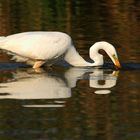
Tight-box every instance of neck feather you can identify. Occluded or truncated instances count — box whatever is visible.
[64,45,96,67]
[89,43,104,66]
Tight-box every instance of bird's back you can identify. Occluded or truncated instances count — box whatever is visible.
[2,32,72,60]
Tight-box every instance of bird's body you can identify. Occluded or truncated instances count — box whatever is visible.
[0,31,121,68]
[1,32,71,60]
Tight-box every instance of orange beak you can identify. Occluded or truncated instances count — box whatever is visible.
[112,55,121,69]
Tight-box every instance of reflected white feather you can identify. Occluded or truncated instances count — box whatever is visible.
[0,68,118,99]
[0,71,71,99]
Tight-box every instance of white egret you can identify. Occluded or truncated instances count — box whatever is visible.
[0,31,121,68]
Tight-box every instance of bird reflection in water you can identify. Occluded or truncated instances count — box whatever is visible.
[0,67,119,107]
[90,69,119,94]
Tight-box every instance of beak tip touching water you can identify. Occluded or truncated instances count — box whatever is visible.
[112,55,121,69]
[115,59,121,69]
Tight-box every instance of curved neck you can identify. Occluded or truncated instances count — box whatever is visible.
[89,43,104,66]
[64,45,96,67]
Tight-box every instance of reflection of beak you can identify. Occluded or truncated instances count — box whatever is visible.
[112,71,119,77]
[112,55,121,68]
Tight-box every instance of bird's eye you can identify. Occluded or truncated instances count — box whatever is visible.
[112,54,116,58]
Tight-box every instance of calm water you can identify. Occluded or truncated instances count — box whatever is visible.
[0,0,140,140]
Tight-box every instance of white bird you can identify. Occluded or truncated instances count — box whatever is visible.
[0,31,121,69]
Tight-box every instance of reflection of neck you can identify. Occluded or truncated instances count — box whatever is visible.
[65,68,88,87]
[89,70,118,94]
[65,68,118,92]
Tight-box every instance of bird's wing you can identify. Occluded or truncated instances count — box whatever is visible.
[3,32,71,60]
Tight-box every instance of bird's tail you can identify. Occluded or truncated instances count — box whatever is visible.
[0,36,6,40]
[0,36,6,48]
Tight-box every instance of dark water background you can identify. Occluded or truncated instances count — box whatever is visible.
[0,0,140,140]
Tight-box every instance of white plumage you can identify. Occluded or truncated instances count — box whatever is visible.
[0,31,121,68]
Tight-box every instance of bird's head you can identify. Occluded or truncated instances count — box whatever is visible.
[90,41,121,68]
[109,53,121,69]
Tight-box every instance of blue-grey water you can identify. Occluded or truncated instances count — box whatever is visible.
[0,1,140,140]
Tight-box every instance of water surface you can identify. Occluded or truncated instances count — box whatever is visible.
[0,0,140,140]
